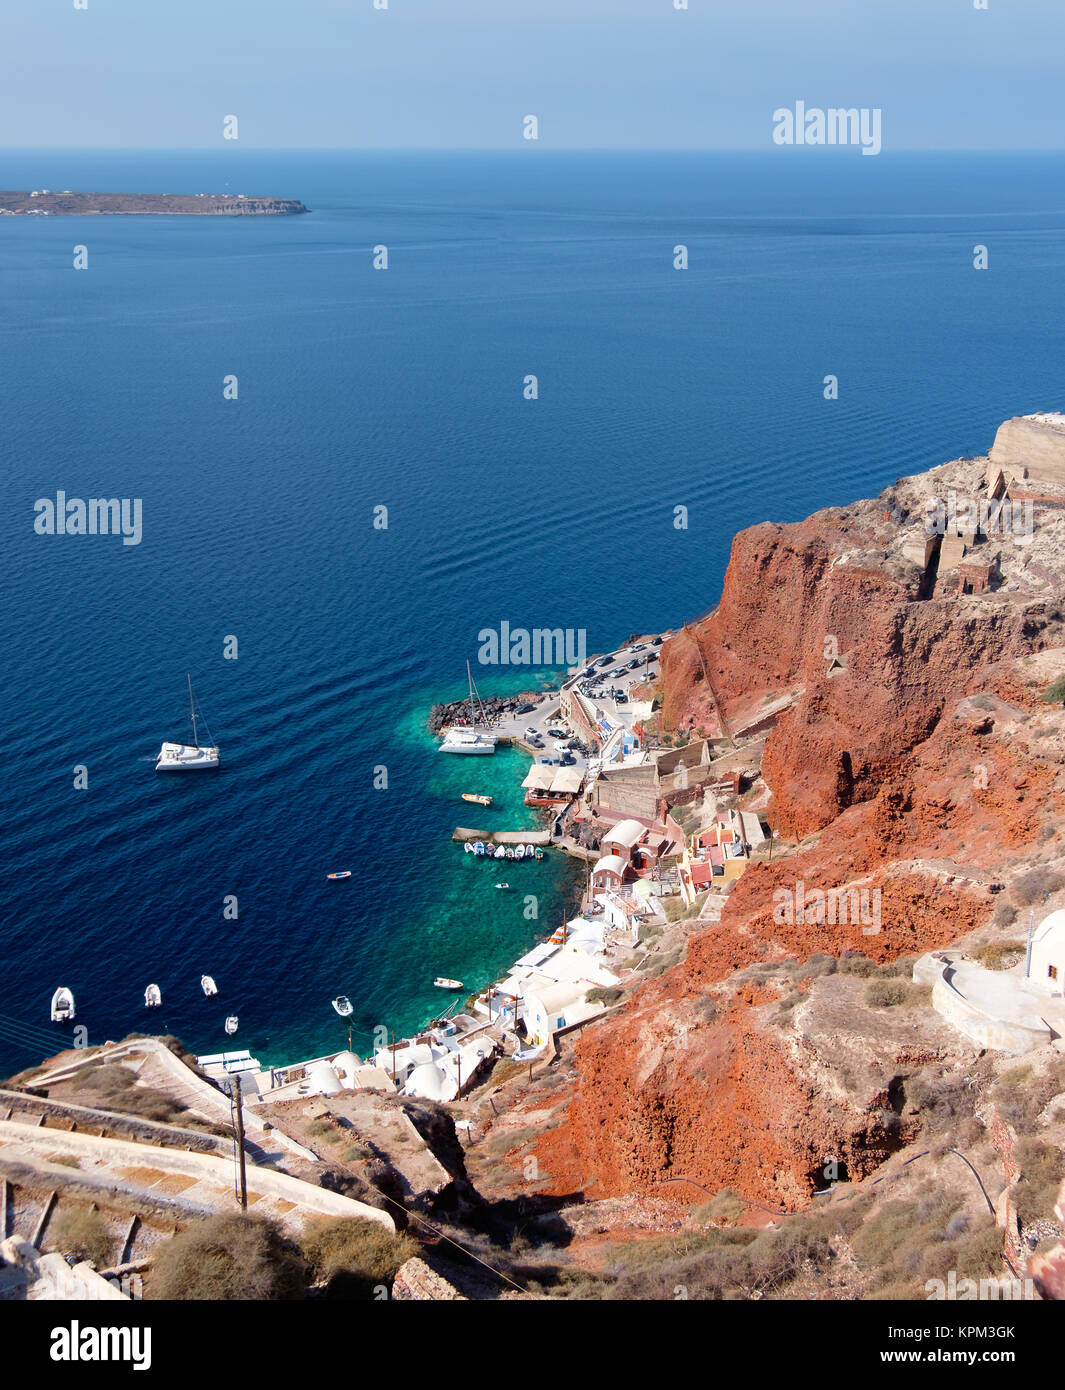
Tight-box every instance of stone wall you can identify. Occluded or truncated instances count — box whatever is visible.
[391,1256,467,1300]
[989,415,1065,485]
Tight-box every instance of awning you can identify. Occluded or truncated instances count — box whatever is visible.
[522,765,556,790]
[550,766,585,794]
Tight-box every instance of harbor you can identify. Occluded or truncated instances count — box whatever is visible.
[196,626,769,1115]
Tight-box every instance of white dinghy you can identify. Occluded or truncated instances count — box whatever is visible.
[50,987,75,1023]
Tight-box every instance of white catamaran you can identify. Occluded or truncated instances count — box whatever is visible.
[156,673,220,771]
[438,661,497,756]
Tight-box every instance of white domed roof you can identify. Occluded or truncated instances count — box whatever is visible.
[305,1059,343,1095]
[402,1061,457,1102]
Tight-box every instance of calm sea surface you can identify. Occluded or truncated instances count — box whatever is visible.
[3,149,1065,1073]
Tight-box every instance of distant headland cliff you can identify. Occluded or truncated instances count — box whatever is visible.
[0,190,309,216]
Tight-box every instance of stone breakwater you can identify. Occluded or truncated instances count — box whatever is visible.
[428,691,546,734]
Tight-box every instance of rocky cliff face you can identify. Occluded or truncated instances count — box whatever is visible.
[534,442,1065,1210]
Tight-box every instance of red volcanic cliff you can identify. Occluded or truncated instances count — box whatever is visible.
[531,448,1065,1211]
[661,496,1057,836]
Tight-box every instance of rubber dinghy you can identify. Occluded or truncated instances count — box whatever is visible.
[50,987,75,1023]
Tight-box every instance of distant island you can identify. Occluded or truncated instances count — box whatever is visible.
[0,190,309,216]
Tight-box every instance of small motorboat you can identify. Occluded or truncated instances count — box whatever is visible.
[332,995,353,1017]
[50,987,75,1023]
[144,983,162,1009]
[201,974,218,997]
[494,845,506,860]
[464,842,475,854]
[514,844,526,860]
[434,977,463,990]
[327,870,352,881]
[504,847,514,860]
[535,849,544,861]
[495,882,511,890]
[225,1016,239,1035]
[474,841,486,856]
[462,793,493,806]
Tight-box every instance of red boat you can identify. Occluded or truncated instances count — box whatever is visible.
[327,871,352,881]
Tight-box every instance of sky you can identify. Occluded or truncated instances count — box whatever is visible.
[1,0,1063,150]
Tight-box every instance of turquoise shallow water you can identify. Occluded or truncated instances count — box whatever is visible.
[4,148,1065,1073]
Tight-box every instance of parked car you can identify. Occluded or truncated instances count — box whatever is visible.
[515,702,537,715]
[547,727,567,739]
[524,727,539,738]
[627,658,642,669]
[615,693,628,704]
[596,655,614,668]
[651,636,663,646]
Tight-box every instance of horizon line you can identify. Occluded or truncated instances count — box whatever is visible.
[4,145,1065,155]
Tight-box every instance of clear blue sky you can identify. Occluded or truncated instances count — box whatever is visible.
[2,0,1062,149]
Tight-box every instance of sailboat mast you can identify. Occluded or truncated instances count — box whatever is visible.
[187,672,199,749]
[466,659,482,729]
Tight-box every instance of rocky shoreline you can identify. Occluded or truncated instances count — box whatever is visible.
[428,690,547,734]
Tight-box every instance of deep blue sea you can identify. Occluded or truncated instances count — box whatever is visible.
[4,148,1065,1075]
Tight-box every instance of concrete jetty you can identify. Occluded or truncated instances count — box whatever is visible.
[452,826,552,844]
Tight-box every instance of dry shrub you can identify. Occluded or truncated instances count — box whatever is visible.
[866,980,910,1008]
[993,1058,1065,1131]
[50,1208,112,1266]
[1011,867,1065,907]
[970,940,1024,971]
[704,1188,745,1224]
[992,898,1015,928]
[585,986,624,1007]
[300,1217,419,1298]
[1014,1138,1065,1226]
[839,954,877,977]
[148,1214,307,1301]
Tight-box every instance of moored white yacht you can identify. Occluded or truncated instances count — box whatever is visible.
[156,674,220,771]
[438,661,497,755]
[144,983,162,1008]
[439,728,497,755]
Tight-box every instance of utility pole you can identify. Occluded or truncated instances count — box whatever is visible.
[232,1074,247,1211]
